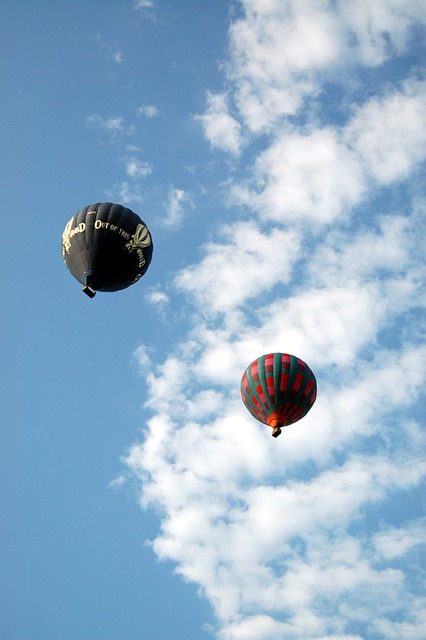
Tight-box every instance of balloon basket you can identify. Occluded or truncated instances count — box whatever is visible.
[267,415,283,438]
[82,285,96,298]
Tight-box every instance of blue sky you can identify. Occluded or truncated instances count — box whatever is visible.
[1,1,425,639]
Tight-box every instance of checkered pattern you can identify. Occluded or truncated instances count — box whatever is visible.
[240,353,317,427]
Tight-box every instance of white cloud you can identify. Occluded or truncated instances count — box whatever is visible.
[145,288,169,308]
[232,128,365,224]
[125,156,153,179]
[231,80,426,227]
[218,0,426,133]
[373,520,426,560]
[144,288,170,322]
[86,113,135,136]
[125,414,426,634]
[126,220,426,630]
[162,186,194,227]
[175,222,300,313]
[196,92,242,156]
[339,0,426,66]
[345,79,426,184]
[307,215,416,285]
[105,181,143,204]
[137,104,160,118]
[125,341,426,637]
[227,0,342,132]
[372,603,426,640]
[132,344,153,376]
[134,0,154,8]
[126,143,142,152]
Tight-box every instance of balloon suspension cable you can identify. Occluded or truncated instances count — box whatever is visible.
[82,284,96,298]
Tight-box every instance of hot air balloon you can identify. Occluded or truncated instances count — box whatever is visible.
[241,353,317,438]
[62,202,153,298]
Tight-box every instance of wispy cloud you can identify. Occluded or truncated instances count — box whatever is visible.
[195,92,242,156]
[133,0,156,19]
[126,143,142,152]
[373,520,426,560]
[134,0,154,8]
[124,156,153,179]
[96,34,123,64]
[86,114,135,136]
[105,181,143,204]
[144,288,171,322]
[162,186,194,227]
[137,104,160,118]
[132,343,154,376]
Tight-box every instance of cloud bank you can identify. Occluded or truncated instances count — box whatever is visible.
[123,2,426,638]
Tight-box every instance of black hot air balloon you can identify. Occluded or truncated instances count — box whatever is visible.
[62,202,153,297]
[241,353,317,438]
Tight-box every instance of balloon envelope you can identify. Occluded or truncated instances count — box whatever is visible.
[62,202,153,297]
[241,353,317,437]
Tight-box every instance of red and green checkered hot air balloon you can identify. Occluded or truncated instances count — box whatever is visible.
[240,353,317,438]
